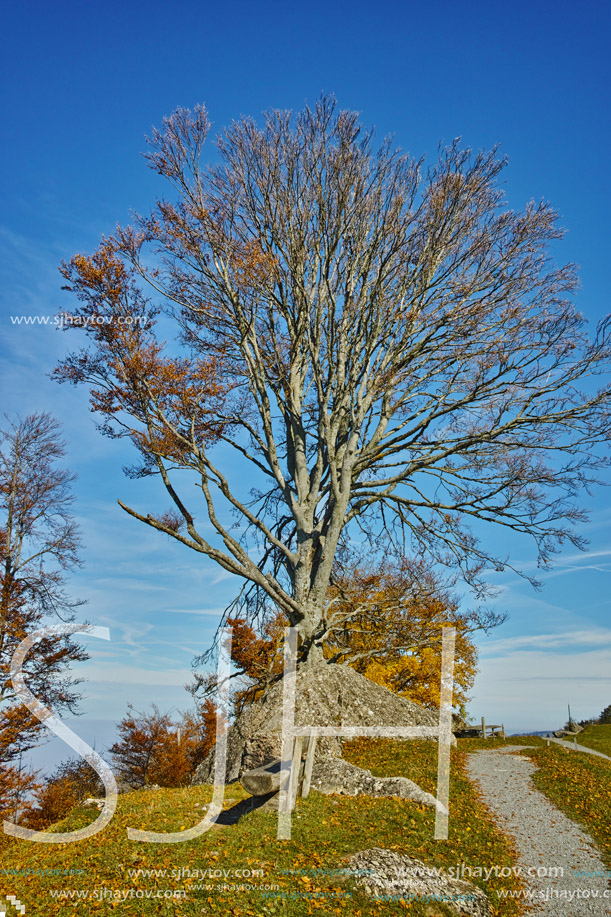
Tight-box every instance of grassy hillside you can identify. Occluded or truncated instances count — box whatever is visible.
[573,724,611,757]
[1,739,527,917]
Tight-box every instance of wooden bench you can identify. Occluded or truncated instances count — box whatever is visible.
[455,718,506,739]
[240,735,318,809]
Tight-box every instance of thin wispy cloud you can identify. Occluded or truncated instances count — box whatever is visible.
[82,663,193,687]
[479,628,611,655]
[164,607,228,617]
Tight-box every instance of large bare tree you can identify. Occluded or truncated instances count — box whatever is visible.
[55,97,611,665]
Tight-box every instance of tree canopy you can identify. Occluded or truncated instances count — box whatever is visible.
[108,703,216,789]
[214,554,483,717]
[0,413,87,817]
[55,96,611,663]
[599,704,611,725]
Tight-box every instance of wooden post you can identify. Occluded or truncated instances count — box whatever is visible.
[481,717,486,739]
[501,724,506,740]
[289,736,303,807]
[301,735,317,799]
[546,739,550,746]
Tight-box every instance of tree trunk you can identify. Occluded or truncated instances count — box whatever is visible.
[300,641,326,667]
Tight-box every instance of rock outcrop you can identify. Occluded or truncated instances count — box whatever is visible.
[310,757,441,807]
[192,661,440,786]
[349,848,492,916]
[553,723,584,738]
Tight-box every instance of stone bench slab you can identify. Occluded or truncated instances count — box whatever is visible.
[241,758,289,796]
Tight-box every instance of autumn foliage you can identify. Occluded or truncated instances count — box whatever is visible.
[324,557,480,711]
[221,554,489,716]
[23,757,103,830]
[0,414,87,820]
[56,243,229,479]
[225,614,286,709]
[109,702,217,789]
[21,702,218,829]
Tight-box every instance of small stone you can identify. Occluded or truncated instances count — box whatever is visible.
[349,848,491,916]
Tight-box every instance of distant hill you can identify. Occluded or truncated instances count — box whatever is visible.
[510,730,554,737]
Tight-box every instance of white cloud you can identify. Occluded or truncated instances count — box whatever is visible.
[468,646,611,733]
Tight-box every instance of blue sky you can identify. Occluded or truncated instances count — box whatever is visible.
[1,0,610,771]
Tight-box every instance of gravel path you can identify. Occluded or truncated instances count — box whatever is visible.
[547,736,611,761]
[465,745,611,915]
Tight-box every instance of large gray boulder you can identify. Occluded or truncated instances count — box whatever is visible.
[192,661,439,786]
[553,723,584,738]
[310,757,441,807]
[349,848,492,916]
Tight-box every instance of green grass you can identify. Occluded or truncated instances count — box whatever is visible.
[0,740,525,917]
[571,724,611,757]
